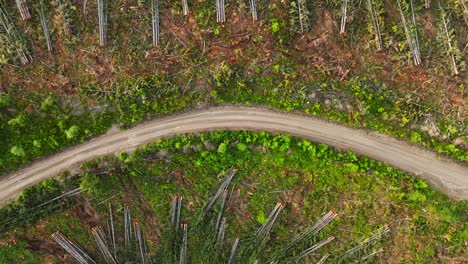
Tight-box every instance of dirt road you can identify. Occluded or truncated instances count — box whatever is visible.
[1,107,467,202]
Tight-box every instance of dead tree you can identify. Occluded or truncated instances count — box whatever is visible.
[171,195,182,232]
[52,232,97,264]
[134,223,148,264]
[227,237,240,264]
[290,0,311,33]
[39,2,53,51]
[97,0,107,46]
[425,0,430,8]
[366,0,383,50]
[216,0,225,23]
[83,0,88,14]
[152,0,160,46]
[343,225,390,259]
[317,253,330,264]
[295,237,335,260]
[179,224,188,264]
[182,0,188,16]
[396,0,421,65]
[360,248,384,262]
[409,0,421,64]
[15,0,31,20]
[297,0,304,32]
[0,3,32,64]
[460,0,468,26]
[123,206,132,248]
[107,204,116,259]
[92,226,117,264]
[57,0,72,36]
[437,0,460,75]
[250,0,257,21]
[340,0,348,34]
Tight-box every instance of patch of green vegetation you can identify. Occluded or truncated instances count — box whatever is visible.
[120,131,468,259]
[0,0,465,260]
[1,131,466,262]
[98,132,467,261]
[0,74,199,175]
[211,63,467,161]
[0,174,79,232]
[0,240,39,263]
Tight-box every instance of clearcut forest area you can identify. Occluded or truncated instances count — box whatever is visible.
[1,132,467,263]
[0,0,467,263]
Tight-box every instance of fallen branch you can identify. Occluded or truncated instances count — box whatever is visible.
[340,0,348,34]
[97,0,107,46]
[39,2,53,52]
[15,0,31,20]
[216,0,225,23]
[250,0,257,21]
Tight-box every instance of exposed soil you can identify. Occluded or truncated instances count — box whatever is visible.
[293,9,352,74]
[1,2,466,118]
[75,198,102,227]
[26,238,62,257]
[282,179,313,225]
[171,169,198,202]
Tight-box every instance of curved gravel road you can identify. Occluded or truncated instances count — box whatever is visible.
[1,107,467,203]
